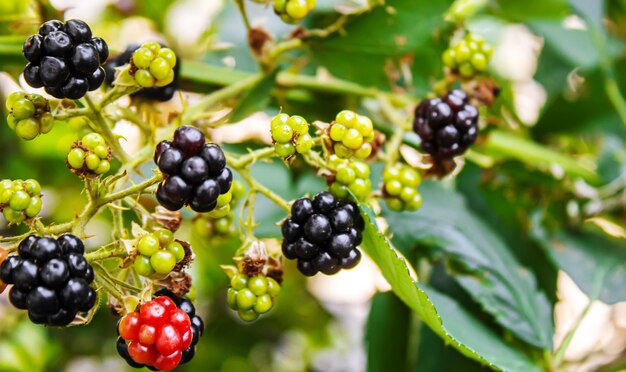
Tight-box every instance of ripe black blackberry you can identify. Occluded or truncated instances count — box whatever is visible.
[281,192,364,276]
[413,89,479,159]
[104,44,180,102]
[116,288,204,368]
[0,234,96,326]
[154,126,232,213]
[22,19,108,99]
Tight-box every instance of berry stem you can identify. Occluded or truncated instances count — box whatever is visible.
[93,262,142,293]
[234,0,252,32]
[82,95,131,163]
[0,221,73,245]
[93,265,125,302]
[97,173,163,206]
[181,73,264,125]
[238,169,291,212]
[53,107,91,120]
[85,243,128,263]
[229,147,276,169]
[378,94,410,167]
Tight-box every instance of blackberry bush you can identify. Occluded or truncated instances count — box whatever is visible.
[5,91,53,140]
[413,89,479,159]
[0,234,96,326]
[0,179,43,224]
[281,192,364,276]
[154,126,233,213]
[22,19,108,99]
[66,132,112,176]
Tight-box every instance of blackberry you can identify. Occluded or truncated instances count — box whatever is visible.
[328,110,375,160]
[326,155,371,201]
[382,164,422,211]
[270,113,313,159]
[273,0,316,24]
[226,273,281,321]
[104,43,180,101]
[413,89,479,159]
[442,33,493,79]
[154,126,233,213]
[5,91,54,140]
[66,132,112,177]
[132,229,187,277]
[0,178,43,224]
[22,19,109,99]
[281,192,364,276]
[0,234,96,326]
[117,289,203,369]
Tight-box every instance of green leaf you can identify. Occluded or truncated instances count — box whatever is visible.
[180,60,253,87]
[229,70,277,122]
[490,0,569,20]
[384,182,554,350]
[366,292,411,372]
[309,0,449,91]
[357,204,541,371]
[530,220,626,303]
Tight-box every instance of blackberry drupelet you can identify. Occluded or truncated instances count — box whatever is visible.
[413,89,479,159]
[22,19,108,99]
[0,234,96,326]
[281,192,364,276]
[154,126,233,213]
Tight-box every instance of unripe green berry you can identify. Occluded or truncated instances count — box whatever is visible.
[271,124,293,143]
[336,166,356,184]
[334,143,353,159]
[135,69,155,88]
[406,193,422,210]
[455,44,471,63]
[11,98,35,120]
[400,187,416,203]
[94,160,110,175]
[288,115,308,135]
[226,288,238,309]
[236,288,257,310]
[336,110,357,126]
[82,133,104,150]
[208,204,230,219]
[154,229,174,246]
[149,57,171,81]
[93,145,109,159]
[330,124,346,142]
[39,113,54,134]
[386,198,404,211]
[133,48,154,69]
[134,256,154,276]
[295,133,313,153]
[286,0,308,19]
[23,179,41,196]
[214,217,231,234]
[6,92,25,110]
[470,53,488,71]
[330,182,349,198]
[248,276,268,296]
[9,190,30,211]
[238,308,259,321]
[267,277,280,297]
[342,129,363,150]
[15,118,39,140]
[143,41,160,54]
[155,70,174,87]
[158,48,177,68]
[138,234,160,256]
[386,180,402,196]
[3,208,24,224]
[67,148,86,169]
[354,143,372,159]
[167,242,185,262]
[216,192,232,208]
[85,153,101,170]
[7,114,16,130]
[150,250,177,274]
[275,143,295,158]
[232,181,246,200]
[459,63,474,77]
[352,162,370,178]
[231,274,248,290]
[254,294,273,314]
[25,197,42,218]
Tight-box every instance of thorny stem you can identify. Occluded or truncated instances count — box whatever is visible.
[83,95,131,163]
[378,94,410,166]
[234,0,251,31]
[229,147,276,169]
[238,169,291,212]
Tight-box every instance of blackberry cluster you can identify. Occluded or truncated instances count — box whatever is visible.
[328,110,375,160]
[442,33,493,79]
[413,89,479,159]
[273,0,316,24]
[327,155,371,200]
[133,229,186,277]
[5,92,54,140]
[128,42,177,89]
[227,273,281,321]
[0,179,43,224]
[382,164,422,211]
[0,234,96,326]
[154,126,233,213]
[270,113,313,158]
[281,192,364,276]
[66,132,111,177]
[193,180,246,238]
[105,44,180,101]
[22,19,109,99]
[116,289,203,370]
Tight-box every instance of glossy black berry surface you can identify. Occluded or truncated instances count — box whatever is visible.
[154,126,232,213]
[22,19,109,99]
[413,89,479,159]
[104,44,181,102]
[281,192,364,276]
[1,234,96,326]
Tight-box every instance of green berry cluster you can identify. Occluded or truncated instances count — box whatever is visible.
[66,133,112,176]
[382,164,422,211]
[327,155,372,200]
[270,113,314,159]
[0,179,42,224]
[442,33,493,79]
[131,42,177,88]
[273,0,316,24]
[329,110,375,160]
[193,181,246,238]
[133,229,186,277]
[227,273,280,321]
[5,92,53,140]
